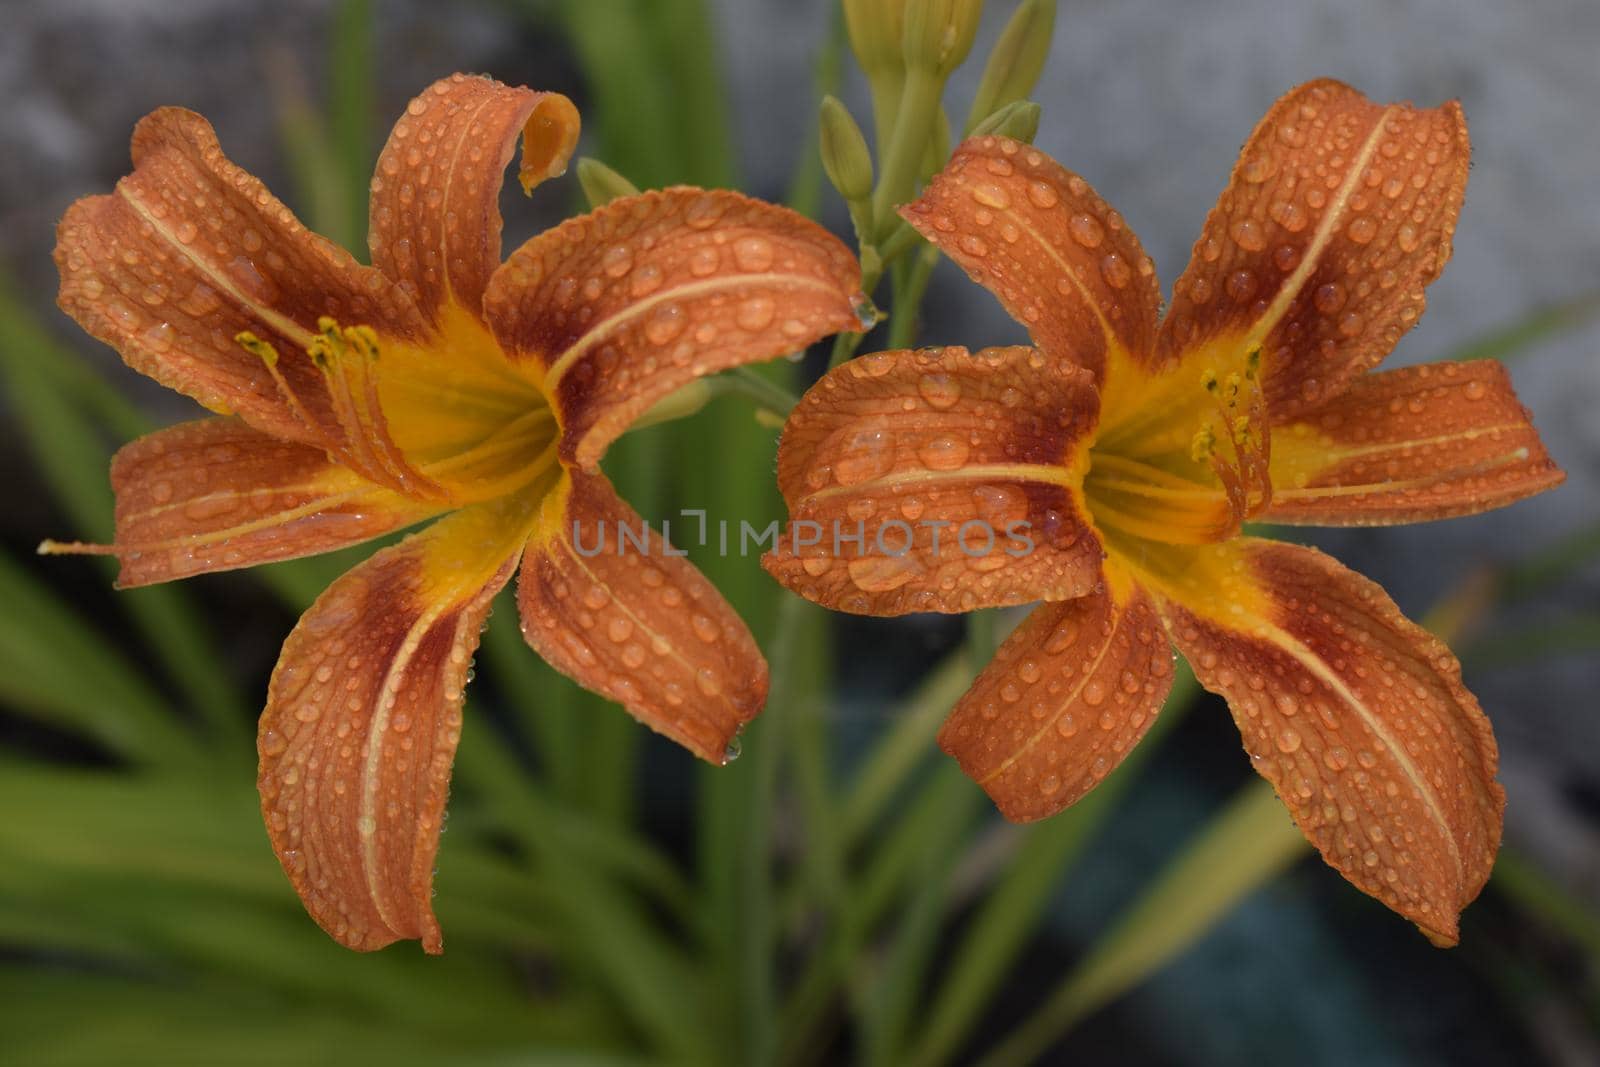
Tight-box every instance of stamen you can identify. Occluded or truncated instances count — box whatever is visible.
[326,319,428,495]
[1194,347,1273,532]
[303,317,447,500]
[236,331,337,450]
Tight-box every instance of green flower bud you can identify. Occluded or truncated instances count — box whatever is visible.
[969,99,1041,143]
[966,0,1056,133]
[902,0,984,78]
[576,157,640,209]
[843,0,909,81]
[819,96,875,203]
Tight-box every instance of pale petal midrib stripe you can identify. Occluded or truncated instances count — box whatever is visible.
[799,462,1073,508]
[1296,422,1530,463]
[981,596,1127,785]
[1245,107,1396,350]
[118,184,317,349]
[1252,616,1466,891]
[543,273,841,392]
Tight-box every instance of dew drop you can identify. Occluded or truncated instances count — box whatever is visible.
[918,434,970,471]
[644,304,686,344]
[833,428,893,485]
[1225,269,1258,302]
[601,245,633,278]
[1231,219,1267,251]
[918,373,963,409]
[1026,181,1059,208]
[736,296,776,331]
[629,263,664,297]
[1100,252,1132,289]
[970,183,1011,209]
[689,246,720,276]
[1313,282,1346,314]
[733,236,775,271]
[1067,213,1105,248]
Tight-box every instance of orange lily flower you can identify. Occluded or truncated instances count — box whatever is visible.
[49,73,863,952]
[764,80,1563,944]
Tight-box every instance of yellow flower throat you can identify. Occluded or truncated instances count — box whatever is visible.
[237,308,558,507]
[1082,347,1274,547]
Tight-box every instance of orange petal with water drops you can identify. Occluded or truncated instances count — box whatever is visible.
[258,493,539,953]
[55,106,430,450]
[900,135,1163,385]
[938,582,1172,822]
[45,418,443,587]
[516,470,767,762]
[1152,80,1470,418]
[368,73,579,331]
[486,187,863,470]
[1151,537,1502,946]
[1265,359,1564,525]
[762,346,1105,615]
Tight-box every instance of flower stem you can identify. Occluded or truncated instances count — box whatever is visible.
[870,67,943,243]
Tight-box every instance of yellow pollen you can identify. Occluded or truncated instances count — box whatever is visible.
[1195,348,1273,533]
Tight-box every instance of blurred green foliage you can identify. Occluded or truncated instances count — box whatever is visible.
[2,2,1597,1065]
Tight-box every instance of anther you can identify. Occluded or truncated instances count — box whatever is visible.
[237,330,337,449]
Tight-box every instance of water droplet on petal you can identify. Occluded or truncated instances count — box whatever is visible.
[918,434,969,470]
[1231,219,1267,251]
[1067,213,1105,248]
[733,236,775,271]
[918,373,962,409]
[1027,181,1059,208]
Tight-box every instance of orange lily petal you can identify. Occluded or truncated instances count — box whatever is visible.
[258,494,539,953]
[55,106,430,450]
[368,74,579,330]
[1153,80,1470,417]
[762,346,1105,615]
[900,135,1162,384]
[1150,538,1502,945]
[485,187,863,470]
[516,470,767,761]
[938,582,1172,822]
[1266,359,1564,525]
[87,418,440,587]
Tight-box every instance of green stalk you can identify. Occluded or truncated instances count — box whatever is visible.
[974,778,1308,1067]
[887,246,940,349]
[860,769,982,1067]
[328,0,375,257]
[735,594,813,1067]
[906,665,1199,1067]
[840,650,976,846]
[778,763,973,1066]
[870,68,943,242]
[724,366,802,416]
[0,280,247,749]
[479,588,582,803]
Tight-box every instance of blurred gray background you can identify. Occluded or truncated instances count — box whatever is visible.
[1,2,1596,1060]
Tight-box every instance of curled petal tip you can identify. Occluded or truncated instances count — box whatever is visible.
[517,93,581,197]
